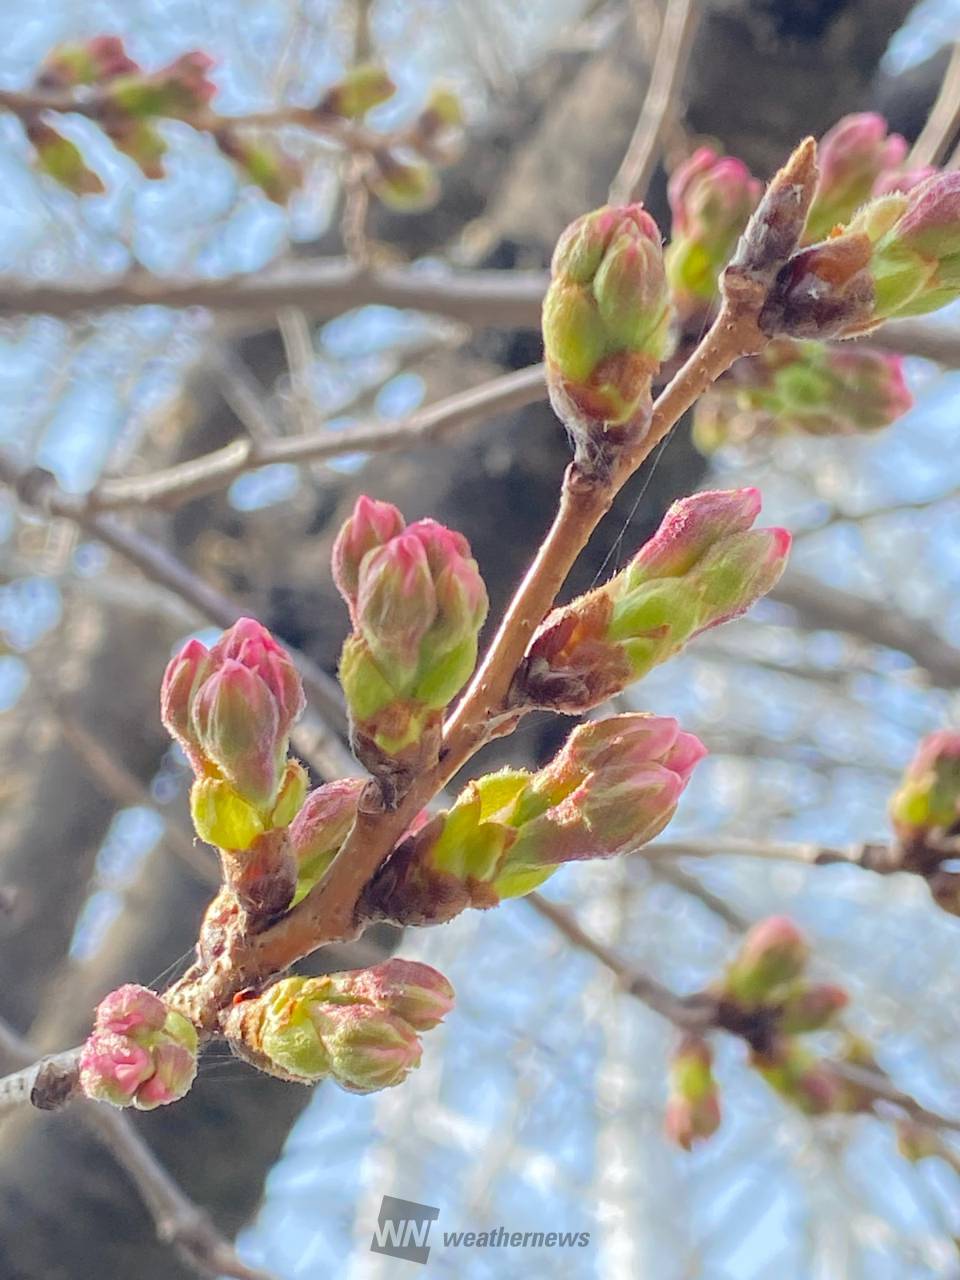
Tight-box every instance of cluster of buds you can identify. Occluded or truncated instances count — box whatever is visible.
[21,39,460,211]
[693,340,912,451]
[513,488,789,714]
[761,171,960,338]
[541,204,672,465]
[665,148,761,317]
[721,918,851,1117]
[361,714,705,924]
[333,496,488,797]
[224,959,453,1093]
[804,113,908,242]
[664,1036,721,1150]
[161,617,308,916]
[79,985,198,1110]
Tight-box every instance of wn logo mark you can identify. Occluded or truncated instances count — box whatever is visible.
[370,1195,440,1265]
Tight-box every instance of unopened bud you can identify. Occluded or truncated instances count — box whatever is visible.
[109,52,216,121]
[27,121,104,195]
[516,488,789,714]
[332,494,407,613]
[666,148,761,313]
[234,965,449,1092]
[288,778,365,902]
[890,729,960,843]
[215,129,302,204]
[335,504,487,783]
[724,916,808,1005]
[805,114,907,242]
[751,1040,842,1115]
[318,64,396,119]
[543,204,671,460]
[37,36,138,89]
[896,1118,943,1163]
[665,1036,721,1150]
[778,983,848,1033]
[79,988,198,1110]
[694,340,912,449]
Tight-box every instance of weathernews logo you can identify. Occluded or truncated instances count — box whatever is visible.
[369,1195,591,1265]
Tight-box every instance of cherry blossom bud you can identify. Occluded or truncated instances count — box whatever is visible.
[516,489,789,714]
[109,52,216,121]
[751,1040,843,1115]
[724,917,808,1005]
[332,495,406,614]
[412,86,465,160]
[890,730,960,843]
[27,121,104,195]
[368,150,440,211]
[543,204,671,459]
[727,137,819,291]
[37,37,138,89]
[805,114,907,242]
[79,988,198,1110]
[160,637,212,768]
[778,983,848,1033]
[214,128,302,204]
[232,966,448,1092]
[872,166,938,197]
[317,64,396,119]
[665,1036,722,1150]
[163,618,304,820]
[766,172,960,336]
[335,506,487,784]
[694,340,912,449]
[361,714,705,922]
[665,148,761,312]
[288,778,365,902]
[105,116,167,178]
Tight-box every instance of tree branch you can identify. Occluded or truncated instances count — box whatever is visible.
[88,363,546,512]
[908,41,960,168]
[769,571,960,691]
[608,0,699,204]
[526,895,960,1137]
[0,1021,275,1280]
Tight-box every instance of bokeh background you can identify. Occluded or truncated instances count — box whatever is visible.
[2,2,960,1277]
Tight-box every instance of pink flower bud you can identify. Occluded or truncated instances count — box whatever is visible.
[516,489,789,714]
[79,991,198,1110]
[336,507,487,782]
[160,637,211,763]
[872,166,938,197]
[778,983,848,1034]
[209,617,304,739]
[80,1033,154,1106]
[94,984,168,1037]
[724,917,808,1004]
[288,778,365,901]
[631,488,762,581]
[806,114,907,241]
[333,495,407,613]
[695,340,912,448]
[543,205,671,451]
[357,534,438,677]
[191,660,282,810]
[37,36,139,89]
[890,729,960,842]
[331,959,456,1031]
[666,148,761,310]
[665,1036,721,1150]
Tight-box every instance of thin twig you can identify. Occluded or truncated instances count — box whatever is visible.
[87,363,546,512]
[909,42,960,168]
[0,453,355,775]
[0,1021,275,1280]
[608,0,700,204]
[526,896,960,1137]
